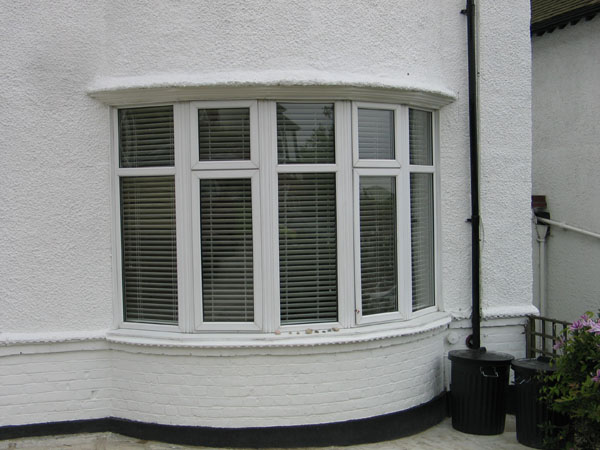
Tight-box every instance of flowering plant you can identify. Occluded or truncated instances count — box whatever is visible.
[541,311,600,449]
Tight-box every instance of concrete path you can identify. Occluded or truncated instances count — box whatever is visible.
[0,416,529,450]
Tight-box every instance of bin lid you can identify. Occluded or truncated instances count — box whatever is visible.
[448,348,514,366]
[511,357,556,376]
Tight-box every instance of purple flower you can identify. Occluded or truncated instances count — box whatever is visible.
[592,369,600,383]
[588,322,600,335]
[570,320,584,331]
[553,337,565,350]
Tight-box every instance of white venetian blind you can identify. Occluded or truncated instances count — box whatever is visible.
[120,176,178,324]
[409,109,433,165]
[410,174,435,311]
[118,106,175,168]
[277,103,335,164]
[198,108,251,161]
[357,108,395,160]
[200,178,254,322]
[278,173,338,324]
[359,176,398,315]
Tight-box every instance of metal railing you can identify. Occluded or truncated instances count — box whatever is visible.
[525,315,570,359]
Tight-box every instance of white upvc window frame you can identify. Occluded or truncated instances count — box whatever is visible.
[191,170,263,332]
[190,100,259,171]
[190,101,262,331]
[352,103,411,324]
[110,102,184,333]
[111,98,439,334]
[407,106,440,319]
[272,100,353,332]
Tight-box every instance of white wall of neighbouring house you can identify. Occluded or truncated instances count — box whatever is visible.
[532,17,600,322]
[0,0,533,430]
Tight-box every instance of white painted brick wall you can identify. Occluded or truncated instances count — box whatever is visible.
[109,332,445,427]
[1,319,527,429]
[0,350,112,426]
[1,330,443,428]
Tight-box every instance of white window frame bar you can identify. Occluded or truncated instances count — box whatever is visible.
[190,100,259,171]
[192,170,262,332]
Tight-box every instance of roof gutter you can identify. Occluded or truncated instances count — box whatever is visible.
[531,4,600,36]
[462,0,481,349]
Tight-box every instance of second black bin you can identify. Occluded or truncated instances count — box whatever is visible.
[512,357,559,449]
[449,348,514,435]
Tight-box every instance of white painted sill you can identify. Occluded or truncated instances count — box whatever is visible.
[106,312,451,349]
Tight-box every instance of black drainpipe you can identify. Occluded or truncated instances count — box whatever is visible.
[462,0,481,349]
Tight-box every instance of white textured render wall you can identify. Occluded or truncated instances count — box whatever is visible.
[0,0,533,333]
[0,0,533,429]
[532,18,600,321]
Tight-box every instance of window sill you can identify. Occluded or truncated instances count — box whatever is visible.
[106,312,451,350]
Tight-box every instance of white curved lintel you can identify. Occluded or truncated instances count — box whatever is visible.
[87,70,456,109]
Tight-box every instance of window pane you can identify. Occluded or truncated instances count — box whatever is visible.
[277,103,335,164]
[121,176,178,324]
[358,108,395,160]
[359,176,398,315]
[200,178,254,322]
[198,108,251,161]
[119,106,174,168]
[279,173,337,324]
[409,109,433,165]
[410,173,435,311]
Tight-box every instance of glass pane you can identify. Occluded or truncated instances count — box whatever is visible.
[410,173,435,311]
[277,103,335,164]
[359,176,398,315]
[279,173,337,324]
[119,106,174,168]
[198,108,251,161]
[200,178,254,322]
[409,109,433,165]
[120,176,178,324]
[358,108,395,160]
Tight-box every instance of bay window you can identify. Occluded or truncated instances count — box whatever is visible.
[113,99,437,332]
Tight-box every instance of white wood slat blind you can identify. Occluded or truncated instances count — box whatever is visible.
[119,106,175,168]
[198,108,251,161]
[278,173,338,324]
[410,173,435,311]
[358,108,395,160]
[409,109,433,166]
[120,176,178,324]
[200,178,254,322]
[359,176,398,315]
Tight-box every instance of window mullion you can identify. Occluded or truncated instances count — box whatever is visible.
[335,101,354,328]
[399,106,412,319]
[110,107,123,329]
[174,102,194,332]
[258,100,279,332]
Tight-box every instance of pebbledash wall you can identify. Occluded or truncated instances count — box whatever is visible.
[532,16,600,322]
[0,0,534,442]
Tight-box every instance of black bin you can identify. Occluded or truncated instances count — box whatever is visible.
[512,357,557,449]
[449,348,514,435]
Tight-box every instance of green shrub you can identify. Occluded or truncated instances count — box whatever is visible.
[541,312,600,450]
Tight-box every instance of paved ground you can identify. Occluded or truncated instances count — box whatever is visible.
[0,416,528,450]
